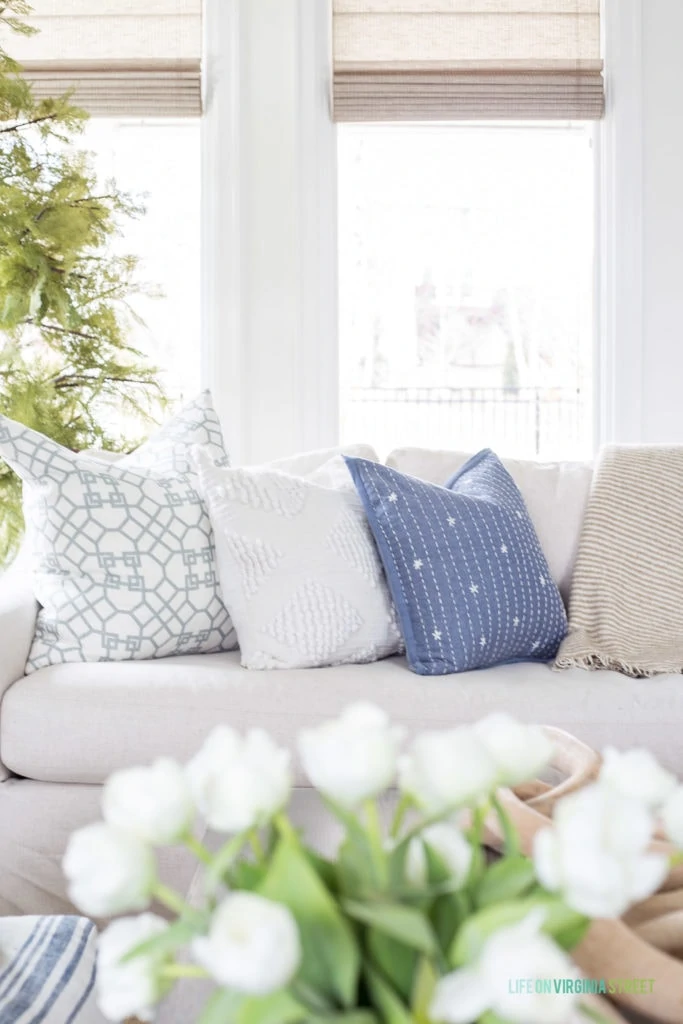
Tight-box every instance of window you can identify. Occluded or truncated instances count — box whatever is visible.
[81,118,202,403]
[6,0,203,406]
[337,122,595,460]
[333,0,602,461]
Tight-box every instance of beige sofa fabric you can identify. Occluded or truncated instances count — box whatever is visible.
[0,563,37,780]
[5,651,683,785]
[386,447,593,604]
[0,779,200,918]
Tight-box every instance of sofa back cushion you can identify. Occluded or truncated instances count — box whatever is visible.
[265,445,379,476]
[385,447,592,604]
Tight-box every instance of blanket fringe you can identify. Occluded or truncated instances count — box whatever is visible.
[554,651,683,679]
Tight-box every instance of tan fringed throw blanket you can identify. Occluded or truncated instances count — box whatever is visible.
[555,444,683,677]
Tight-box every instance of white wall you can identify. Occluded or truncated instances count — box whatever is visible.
[641,0,683,442]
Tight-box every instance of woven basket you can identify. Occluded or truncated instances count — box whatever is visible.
[485,728,683,1024]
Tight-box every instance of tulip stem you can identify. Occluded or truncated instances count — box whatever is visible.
[465,802,489,886]
[390,795,410,838]
[274,813,300,846]
[161,964,209,980]
[205,832,250,892]
[467,802,488,848]
[249,829,266,863]
[185,834,213,866]
[364,798,388,888]
[491,792,520,858]
[153,882,196,919]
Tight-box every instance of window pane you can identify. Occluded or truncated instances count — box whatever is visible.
[337,124,595,460]
[81,118,201,404]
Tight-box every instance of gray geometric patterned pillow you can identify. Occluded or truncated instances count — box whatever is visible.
[117,390,230,475]
[0,392,237,673]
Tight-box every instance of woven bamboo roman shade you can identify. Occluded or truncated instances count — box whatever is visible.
[333,0,604,122]
[1,0,201,117]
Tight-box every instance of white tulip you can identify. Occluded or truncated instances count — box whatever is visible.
[298,703,404,809]
[102,758,195,845]
[63,823,156,917]
[600,747,677,810]
[662,786,683,848]
[533,784,668,918]
[186,726,291,833]
[405,823,473,888]
[192,892,301,995]
[97,914,171,1022]
[430,911,579,1024]
[474,714,554,787]
[399,727,498,813]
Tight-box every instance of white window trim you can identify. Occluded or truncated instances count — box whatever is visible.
[201,0,243,457]
[202,0,641,461]
[200,0,338,465]
[597,0,644,447]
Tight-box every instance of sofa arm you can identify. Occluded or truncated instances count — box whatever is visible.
[0,561,37,779]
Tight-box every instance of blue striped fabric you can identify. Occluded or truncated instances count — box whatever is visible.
[345,449,568,675]
[0,916,98,1024]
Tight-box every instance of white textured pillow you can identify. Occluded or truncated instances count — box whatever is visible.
[0,393,236,672]
[195,452,402,669]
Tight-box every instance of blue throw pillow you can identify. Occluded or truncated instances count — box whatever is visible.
[344,450,567,675]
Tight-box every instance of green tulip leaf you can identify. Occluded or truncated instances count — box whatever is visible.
[198,989,243,1024]
[431,892,469,952]
[450,898,536,966]
[338,835,376,899]
[121,916,208,963]
[465,843,487,889]
[365,962,414,1024]
[237,991,306,1024]
[449,895,590,967]
[422,843,454,887]
[306,851,339,894]
[343,900,438,955]
[528,896,591,951]
[411,956,439,1024]
[554,916,592,951]
[367,929,417,1001]
[387,839,412,891]
[306,1013,379,1024]
[258,837,361,1008]
[229,860,269,892]
[475,856,537,908]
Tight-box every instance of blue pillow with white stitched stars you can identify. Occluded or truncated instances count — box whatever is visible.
[344,449,567,676]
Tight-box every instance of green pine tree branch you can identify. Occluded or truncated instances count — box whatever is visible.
[0,3,166,565]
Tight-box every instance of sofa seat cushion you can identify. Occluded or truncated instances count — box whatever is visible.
[3,653,683,783]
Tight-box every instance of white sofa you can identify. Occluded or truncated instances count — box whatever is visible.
[1,445,681,917]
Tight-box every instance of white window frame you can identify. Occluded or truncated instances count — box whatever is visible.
[597,0,643,447]
[201,0,643,462]
[200,0,338,465]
